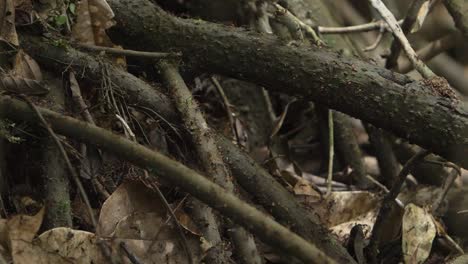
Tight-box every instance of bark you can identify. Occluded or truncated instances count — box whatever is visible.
[159,61,260,263]
[106,0,468,169]
[41,79,72,228]
[0,95,337,264]
[280,0,368,187]
[18,37,355,263]
[445,0,468,38]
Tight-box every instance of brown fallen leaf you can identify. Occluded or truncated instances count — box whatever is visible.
[0,76,48,95]
[8,208,45,264]
[13,49,43,81]
[72,0,115,46]
[97,181,167,236]
[0,0,19,45]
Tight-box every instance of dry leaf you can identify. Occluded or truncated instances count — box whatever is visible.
[316,191,380,227]
[13,50,43,81]
[293,178,321,197]
[8,208,45,264]
[111,212,202,262]
[411,0,431,33]
[0,76,48,95]
[72,0,115,46]
[402,203,436,264]
[97,181,166,236]
[0,0,19,45]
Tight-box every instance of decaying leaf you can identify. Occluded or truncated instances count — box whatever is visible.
[0,0,19,45]
[0,76,48,95]
[98,181,202,263]
[299,191,380,241]
[111,212,202,263]
[72,0,115,46]
[13,50,43,81]
[97,181,166,236]
[402,203,436,264]
[8,208,45,264]
[411,0,432,33]
[293,177,321,197]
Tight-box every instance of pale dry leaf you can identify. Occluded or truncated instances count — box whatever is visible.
[174,208,201,236]
[0,219,7,250]
[97,181,166,236]
[35,227,102,263]
[411,1,431,33]
[72,0,115,46]
[8,208,45,264]
[111,212,202,263]
[402,203,436,264]
[13,50,43,80]
[293,178,321,197]
[0,0,19,45]
[314,191,380,227]
[7,207,44,243]
[13,225,200,264]
[330,211,375,243]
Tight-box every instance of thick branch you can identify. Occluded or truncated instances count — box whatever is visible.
[445,0,468,38]
[0,95,335,264]
[106,0,468,169]
[18,36,355,262]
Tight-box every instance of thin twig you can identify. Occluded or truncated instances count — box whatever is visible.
[210,76,240,144]
[385,0,428,69]
[423,161,462,214]
[397,33,458,73]
[18,95,97,228]
[318,19,403,34]
[368,149,431,262]
[116,114,136,141]
[141,175,194,264]
[116,111,193,264]
[120,242,143,264]
[363,28,385,51]
[75,43,181,59]
[273,3,324,45]
[326,110,334,196]
[369,0,435,78]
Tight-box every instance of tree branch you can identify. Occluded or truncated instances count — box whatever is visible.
[105,0,468,168]
[0,95,336,264]
[18,35,355,262]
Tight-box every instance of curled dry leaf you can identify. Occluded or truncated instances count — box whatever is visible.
[402,203,436,264]
[411,0,432,33]
[0,0,19,45]
[0,76,48,95]
[72,0,115,46]
[13,50,43,81]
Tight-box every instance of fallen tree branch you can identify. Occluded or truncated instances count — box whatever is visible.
[0,95,336,264]
[159,60,261,263]
[106,0,468,169]
[18,35,355,263]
